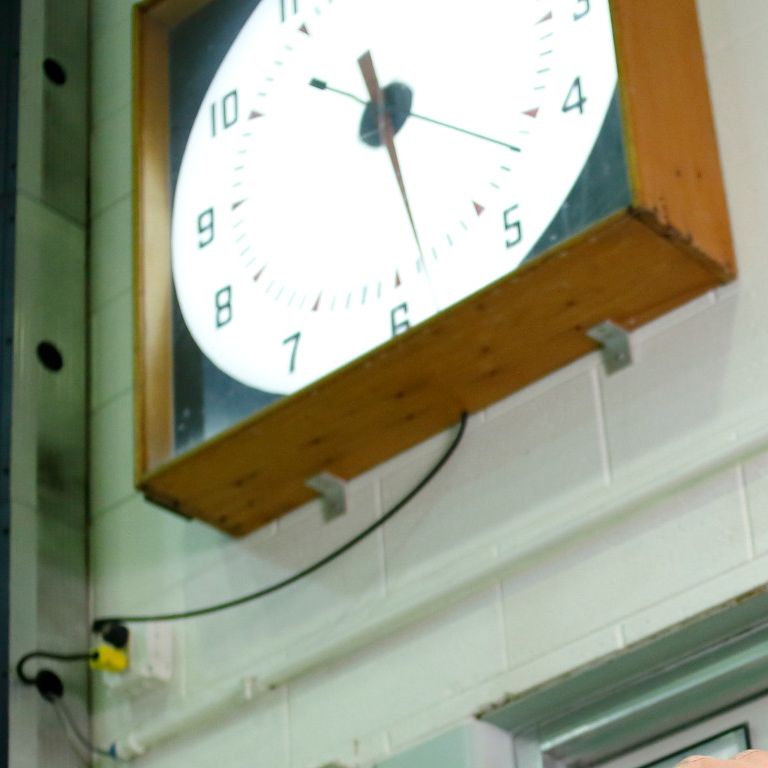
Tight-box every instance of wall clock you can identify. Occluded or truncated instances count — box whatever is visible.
[134,0,735,535]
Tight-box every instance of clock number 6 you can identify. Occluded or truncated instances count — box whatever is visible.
[562,77,587,115]
[283,332,301,373]
[198,208,214,248]
[504,205,523,249]
[574,0,590,20]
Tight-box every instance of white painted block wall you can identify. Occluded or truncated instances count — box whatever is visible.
[88,1,768,766]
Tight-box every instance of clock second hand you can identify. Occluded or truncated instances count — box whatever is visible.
[356,51,430,278]
[309,78,521,153]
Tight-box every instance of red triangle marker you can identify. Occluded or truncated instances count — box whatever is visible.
[536,11,553,24]
[253,265,266,282]
[232,199,246,210]
[395,271,402,288]
[473,202,485,216]
[312,293,321,311]
[249,110,263,120]
[523,107,539,118]
[299,23,310,35]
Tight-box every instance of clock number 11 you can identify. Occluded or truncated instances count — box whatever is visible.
[279,0,299,22]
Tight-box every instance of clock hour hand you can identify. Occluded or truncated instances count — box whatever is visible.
[356,50,427,271]
[309,78,521,152]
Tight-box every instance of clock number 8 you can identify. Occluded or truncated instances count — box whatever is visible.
[198,208,214,248]
[504,205,523,249]
[215,286,232,328]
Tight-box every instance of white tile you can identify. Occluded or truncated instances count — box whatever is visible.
[91,15,132,124]
[91,104,132,216]
[181,480,385,692]
[90,493,190,616]
[381,371,606,589]
[288,589,507,768]
[91,289,133,409]
[740,452,768,556]
[500,469,745,667]
[622,553,768,645]
[90,196,133,309]
[601,297,743,474]
[90,391,136,513]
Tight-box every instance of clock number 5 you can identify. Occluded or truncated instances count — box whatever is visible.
[562,77,587,115]
[504,205,523,249]
[198,208,214,248]
[573,0,590,20]
[283,332,300,373]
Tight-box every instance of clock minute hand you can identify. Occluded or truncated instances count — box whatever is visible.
[309,78,521,152]
[356,51,427,271]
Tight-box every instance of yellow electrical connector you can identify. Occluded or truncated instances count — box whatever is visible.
[89,644,129,673]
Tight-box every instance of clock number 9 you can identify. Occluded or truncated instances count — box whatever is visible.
[215,286,232,328]
[198,208,215,248]
[210,90,239,137]
[504,205,523,249]
[283,332,301,373]
[573,0,590,20]
[562,77,587,115]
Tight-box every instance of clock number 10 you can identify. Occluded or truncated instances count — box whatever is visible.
[210,90,239,136]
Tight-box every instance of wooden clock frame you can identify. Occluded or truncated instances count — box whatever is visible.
[134,0,735,536]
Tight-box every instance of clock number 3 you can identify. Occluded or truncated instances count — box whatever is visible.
[279,0,299,22]
[283,332,301,373]
[504,205,523,249]
[573,0,590,20]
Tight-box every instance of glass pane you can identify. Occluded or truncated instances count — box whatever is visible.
[635,726,750,768]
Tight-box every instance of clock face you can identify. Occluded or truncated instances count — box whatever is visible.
[171,0,623,400]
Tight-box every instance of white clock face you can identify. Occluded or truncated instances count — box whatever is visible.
[172,0,619,395]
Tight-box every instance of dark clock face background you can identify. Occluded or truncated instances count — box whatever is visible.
[168,0,632,457]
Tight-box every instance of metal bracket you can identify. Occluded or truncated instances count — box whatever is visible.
[587,320,632,374]
[306,472,347,521]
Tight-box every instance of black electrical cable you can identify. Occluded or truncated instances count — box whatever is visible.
[16,650,96,686]
[93,411,468,629]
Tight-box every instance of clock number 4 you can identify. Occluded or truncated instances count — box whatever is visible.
[504,205,523,249]
[562,77,587,115]
[215,286,232,328]
[210,90,238,137]
[279,0,299,22]
[198,208,214,248]
[573,0,590,20]
[283,332,301,373]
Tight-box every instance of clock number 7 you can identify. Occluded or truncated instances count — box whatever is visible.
[504,205,523,249]
[283,332,301,373]
[279,0,298,22]
[573,0,590,20]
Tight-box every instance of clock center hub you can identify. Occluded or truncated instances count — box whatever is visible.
[359,81,413,147]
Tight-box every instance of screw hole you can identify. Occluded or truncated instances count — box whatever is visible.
[36,341,63,372]
[42,58,67,85]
